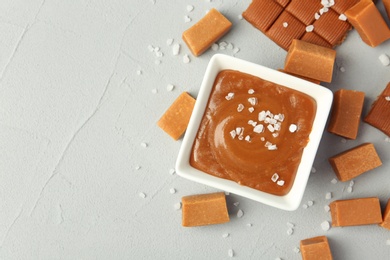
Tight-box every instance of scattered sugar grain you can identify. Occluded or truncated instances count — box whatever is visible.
[169,188,176,194]
[166,38,173,46]
[287,228,294,235]
[307,200,314,207]
[347,186,353,193]
[169,168,176,175]
[293,247,300,253]
[186,5,194,12]
[140,142,148,148]
[379,54,390,66]
[283,22,288,28]
[324,205,330,212]
[211,43,219,51]
[166,84,175,91]
[306,25,314,32]
[183,54,190,64]
[172,44,180,55]
[139,192,146,198]
[222,233,230,238]
[174,202,182,210]
[331,178,338,184]
[325,192,332,200]
[228,249,234,257]
[237,209,244,218]
[184,15,191,23]
[321,221,331,231]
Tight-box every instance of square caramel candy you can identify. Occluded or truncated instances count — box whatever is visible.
[157,92,196,140]
[285,0,322,25]
[328,89,365,139]
[330,197,382,227]
[345,0,390,47]
[284,39,336,83]
[364,82,390,136]
[242,0,284,33]
[182,8,232,56]
[182,192,229,227]
[329,143,382,182]
[380,199,390,230]
[300,236,333,260]
[301,32,333,49]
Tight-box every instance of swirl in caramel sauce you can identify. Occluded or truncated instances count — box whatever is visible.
[190,70,316,196]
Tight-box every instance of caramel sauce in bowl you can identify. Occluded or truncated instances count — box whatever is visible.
[176,54,332,210]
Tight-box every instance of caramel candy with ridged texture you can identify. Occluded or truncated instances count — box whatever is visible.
[275,0,290,7]
[384,0,390,19]
[329,143,382,181]
[381,199,390,230]
[266,12,306,51]
[313,9,352,46]
[364,82,390,136]
[300,236,333,260]
[157,92,196,140]
[278,69,320,84]
[286,0,322,25]
[242,0,283,33]
[182,192,229,227]
[345,0,390,47]
[330,197,382,227]
[328,89,365,139]
[331,0,359,14]
[301,32,332,49]
[284,39,336,83]
[182,8,232,56]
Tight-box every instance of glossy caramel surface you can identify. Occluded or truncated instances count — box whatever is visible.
[190,70,316,195]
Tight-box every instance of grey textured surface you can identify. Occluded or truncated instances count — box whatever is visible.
[0,0,389,259]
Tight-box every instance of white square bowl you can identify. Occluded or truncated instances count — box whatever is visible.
[176,54,333,211]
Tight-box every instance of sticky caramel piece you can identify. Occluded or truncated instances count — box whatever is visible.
[157,92,196,140]
[364,82,390,136]
[329,143,382,181]
[286,0,322,25]
[345,0,390,47]
[278,69,321,84]
[266,12,306,51]
[275,0,290,7]
[328,89,365,139]
[300,236,333,260]
[284,39,336,83]
[331,0,359,14]
[301,32,332,49]
[242,0,283,33]
[381,199,390,230]
[330,197,382,227]
[182,8,232,56]
[384,0,390,19]
[313,9,352,46]
[182,192,229,227]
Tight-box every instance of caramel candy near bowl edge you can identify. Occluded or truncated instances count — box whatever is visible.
[284,39,336,83]
[364,82,390,136]
[345,0,390,47]
[300,236,333,260]
[330,197,382,227]
[182,192,229,227]
[381,199,390,230]
[329,143,382,182]
[327,89,365,139]
[157,92,196,141]
[182,8,232,57]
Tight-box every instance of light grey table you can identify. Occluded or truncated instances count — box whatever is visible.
[0,0,389,259]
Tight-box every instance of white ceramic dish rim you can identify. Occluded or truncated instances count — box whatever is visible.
[176,54,333,211]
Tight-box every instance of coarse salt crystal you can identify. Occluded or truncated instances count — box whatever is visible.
[315,13,320,20]
[379,54,390,66]
[238,14,243,20]
[289,124,297,132]
[272,133,279,138]
[139,192,146,198]
[166,84,174,91]
[166,38,173,46]
[246,223,252,227]
[331,178,338,184]
[141,142,148,148]
[307,200,314,207]
[186,5,194,12]
[238,135,243,140]
[155,51,163,57]
[302,204,308,209]
[293,247,300,253]
[174,202,182,210]
[267,124,275,133]
[148,45,154,52]
[271,173,279,182]
[341,138,347,143]
[233,47,240,54]
[222,233,230,238]
[236,127,242,135]
[277,114,284,122]
[225,191,230,196]
[237,104,244,112]
[184,15,191,23]
[237,209,244,218]
[287,228,294,235]
[287,222,295,228]
[349,180,355,187]
[277,180,285,186]
[283,22,288,28]
[154,47,160,52]
[152,88,158,94]
[169,188,176,194]
[230,130,237,139]
[135,165,141,170]
[219,41,228,48]
[347,186,353,193]
[172,44,180,55]
[245,135,251,142]
[311,167,317,173]
[248,107,255,113]
[227,43,234,50]
[386,239,390,246]
[225,92,235,100]
[248,97,258,105]
[183,54,190,63]
[211,43,219,51]
[260,137,265,141]
[339,14,347,21]
[306,25,314,32]
[233,202,240,206]
[325,192,332,200]
[385,96,390,101]
[269,118,277,125]
[136,70,142,75]
[321,221,331,231]
[324,205,330,212]
[248,89,255,94]
[169,168,175,175]
[228,249,234,257]
[268,144,277,150]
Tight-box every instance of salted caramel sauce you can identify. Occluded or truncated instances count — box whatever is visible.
[190,70,316,195]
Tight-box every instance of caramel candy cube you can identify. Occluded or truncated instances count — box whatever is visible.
[384,0,390,19]
[301,32,332,49]
[345,0,390,47]
[300,236,333,260]
[313,9,352,46]
[330,197,382,227]
[381,199,390,230]
[266,12,306,51]
[182,8,232,56]
[328,89,365,139]
[284,39,336,83]
[285,0,322,25]
[243,0,283,33]
[182,192,229,227]
[364,82,390,136]
[157,92,196,140]
[329,143,382,181]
